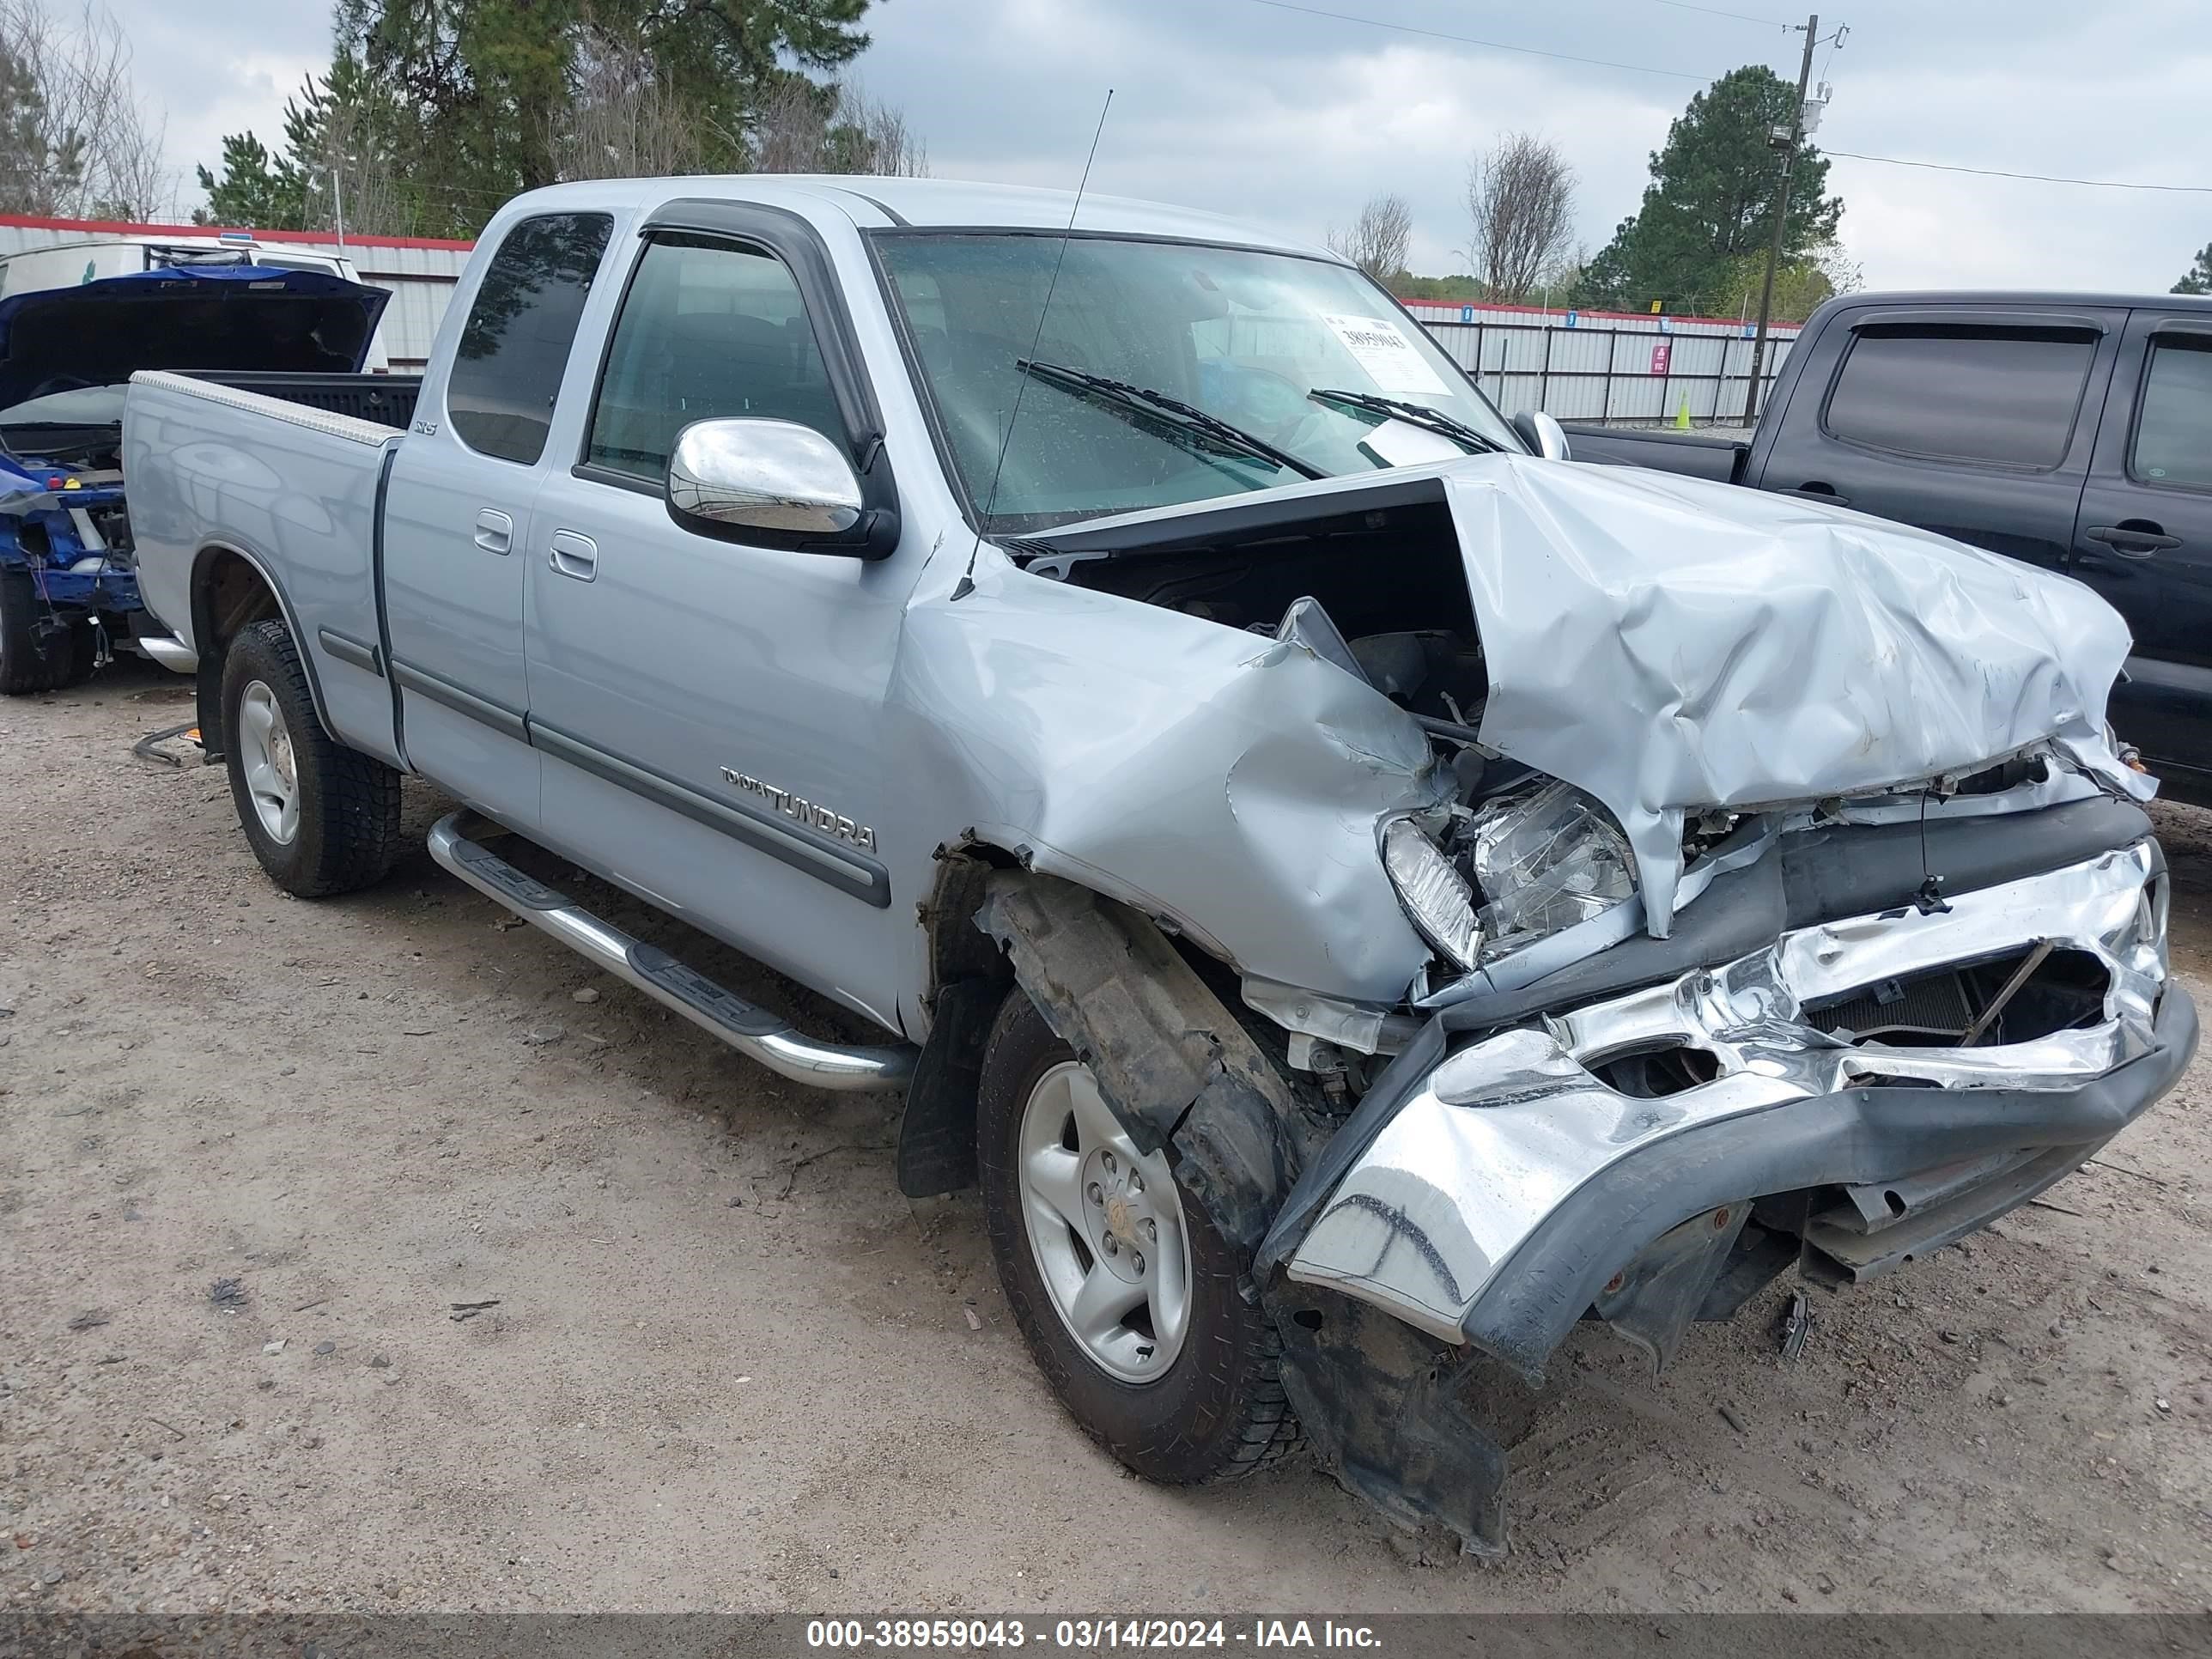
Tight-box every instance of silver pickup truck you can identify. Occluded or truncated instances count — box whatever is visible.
[125,177,2195,1555]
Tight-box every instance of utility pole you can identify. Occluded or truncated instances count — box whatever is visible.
[1743,14,1820,423]
[330,160,347,253]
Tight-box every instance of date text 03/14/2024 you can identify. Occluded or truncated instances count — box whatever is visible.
[804,1619,1383,1650]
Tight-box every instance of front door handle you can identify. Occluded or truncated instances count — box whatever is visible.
[473,508,514,556]
[2085,522,2180,559]
[548,529,599,582]
[1779,481,1850,507]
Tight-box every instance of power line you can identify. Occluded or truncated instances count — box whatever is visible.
[1646,0,1788,26]
[1231,0,1718,81]
[1184,3,2209,204]
[1825,149,2212,194]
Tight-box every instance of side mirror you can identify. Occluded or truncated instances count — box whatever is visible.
[1511,410,1571,462]
[666,417,890,554]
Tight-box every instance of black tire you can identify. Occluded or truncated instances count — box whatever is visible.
[977,989,1300,1484]
[57,618,100,688]
[0,567,76,695]
[220,617,402,897]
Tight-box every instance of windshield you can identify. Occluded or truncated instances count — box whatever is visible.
[872,233,1522,532]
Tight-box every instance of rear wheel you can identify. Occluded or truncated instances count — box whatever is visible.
[220,618,401,896]
[978,990,1299,1483]
[0,568,76,695]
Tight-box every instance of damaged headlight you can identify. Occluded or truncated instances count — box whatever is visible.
[1381,817,1481,969]
[1468,780,1637,957]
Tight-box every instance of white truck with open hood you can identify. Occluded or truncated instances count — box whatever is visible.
[122,176,2193,1556]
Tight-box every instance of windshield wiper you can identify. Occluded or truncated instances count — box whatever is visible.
[1309,387,1506,454]
[1017,359,1325,482]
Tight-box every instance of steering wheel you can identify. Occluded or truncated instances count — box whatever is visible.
[27,374,94,398]
[1214,364,1322,446]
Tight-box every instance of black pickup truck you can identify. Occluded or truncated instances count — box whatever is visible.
[1566,292,2212,805]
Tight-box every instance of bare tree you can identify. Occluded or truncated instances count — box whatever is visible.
[1467,132,1576,303]
[750,77,829,174]
[750,77,928,176]
[847,85,928,179]
[1326,191,1413,281]
[549,23,706,184]
[1814,240,1863,295]
[0,2,171,219]
[1534,242,1587,307]
[313,88,407,239]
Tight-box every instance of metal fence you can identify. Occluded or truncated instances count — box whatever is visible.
[1407,308,1800,427]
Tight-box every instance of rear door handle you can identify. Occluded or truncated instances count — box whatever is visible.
[1778,482,1850,507]
[472,508,514,556]
[549,529,599,582]
[2085,523,2180,558]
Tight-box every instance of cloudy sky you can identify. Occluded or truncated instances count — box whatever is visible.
[105,0,2212,298]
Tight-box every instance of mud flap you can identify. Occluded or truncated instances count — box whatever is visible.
[1591,1201,1752,1371]
[895,977,999,1198]
[1273,1288,1535,1557]
[195,647,228,760]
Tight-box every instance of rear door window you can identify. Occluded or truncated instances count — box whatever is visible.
[1824,324,2097,469]
[2130,333,2212,491]
[447,212,613,465]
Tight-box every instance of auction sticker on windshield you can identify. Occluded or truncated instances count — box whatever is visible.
[1320,313,1448,397]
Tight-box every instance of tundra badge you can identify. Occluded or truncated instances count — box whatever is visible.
[720,769,878,854]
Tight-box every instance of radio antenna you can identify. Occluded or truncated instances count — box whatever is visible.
[952,87,1114,601]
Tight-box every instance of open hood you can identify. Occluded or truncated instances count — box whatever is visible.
[0,265,389,415]
[1020,453,2148,931]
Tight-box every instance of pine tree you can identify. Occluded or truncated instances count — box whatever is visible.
[192,132,304,229]
[2175,244,2212,296]
[1578,65,1842,314]
[193,1,895,239]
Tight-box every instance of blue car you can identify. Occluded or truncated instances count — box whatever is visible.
[0,263,390,693]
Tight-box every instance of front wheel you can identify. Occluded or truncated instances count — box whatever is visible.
[220,618,402,897]
[977,989,1299,1483]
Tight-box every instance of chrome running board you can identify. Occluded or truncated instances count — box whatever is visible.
[426,812,915,1093]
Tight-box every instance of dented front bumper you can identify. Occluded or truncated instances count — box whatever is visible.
[1263,839,2195,1383]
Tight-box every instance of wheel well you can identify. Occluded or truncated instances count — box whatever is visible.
[919,843,1020,1011]
[919,840,1248,1012]
[190,547,285,758]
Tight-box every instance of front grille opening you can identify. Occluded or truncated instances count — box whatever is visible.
[1805,946,2107,1048]
[1589,1042,1722,1097]
[1953,753,2049,796]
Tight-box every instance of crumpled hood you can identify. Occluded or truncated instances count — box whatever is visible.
[1025,452,2145,933]
[1443,455,2143,925]
[0,265,388,412]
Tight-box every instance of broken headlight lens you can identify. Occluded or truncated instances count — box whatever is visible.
[1468,780,1637,957]
[1382,817,1481,969]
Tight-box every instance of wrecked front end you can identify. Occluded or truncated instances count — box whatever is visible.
[0,453,136,672]
[999,455,2196,1555]
[1255,820,2191,1551]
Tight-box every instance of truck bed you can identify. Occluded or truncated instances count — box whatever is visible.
[125,369,405,767]
[1560,422,1750,483]
[187,371,420,430]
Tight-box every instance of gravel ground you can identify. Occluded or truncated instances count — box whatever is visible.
[3,658,2209,1615]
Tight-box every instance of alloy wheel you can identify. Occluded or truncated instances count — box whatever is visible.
[1015,1058,1194,1383]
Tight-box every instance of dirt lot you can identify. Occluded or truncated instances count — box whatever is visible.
[3,658,2209,1616]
